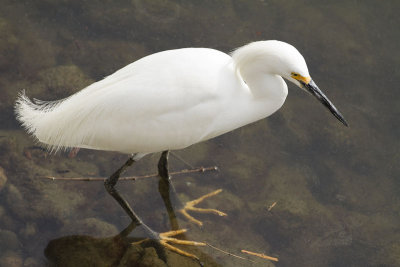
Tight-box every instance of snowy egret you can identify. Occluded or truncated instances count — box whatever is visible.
[15,40,348,261]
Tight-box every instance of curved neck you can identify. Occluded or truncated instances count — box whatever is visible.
[239,64,288,106]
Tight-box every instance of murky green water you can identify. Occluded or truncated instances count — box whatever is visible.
[0,0,399,266]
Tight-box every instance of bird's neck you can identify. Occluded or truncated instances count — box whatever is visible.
[240,66,288,107]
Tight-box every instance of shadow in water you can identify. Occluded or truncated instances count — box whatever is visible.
[45,160,221,267]
[45,222,171,267]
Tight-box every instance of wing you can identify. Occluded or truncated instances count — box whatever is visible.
[18,48,233,153]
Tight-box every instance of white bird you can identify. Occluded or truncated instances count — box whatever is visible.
[15,40,348,262]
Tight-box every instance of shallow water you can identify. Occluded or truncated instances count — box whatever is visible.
[0,0,399,266]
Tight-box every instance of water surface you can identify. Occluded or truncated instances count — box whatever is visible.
[0,0,399,266]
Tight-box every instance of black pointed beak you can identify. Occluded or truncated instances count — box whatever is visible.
[301,79,348,127]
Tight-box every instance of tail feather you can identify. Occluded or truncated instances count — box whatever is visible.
[15,90,43,136]
[15,90,71,152]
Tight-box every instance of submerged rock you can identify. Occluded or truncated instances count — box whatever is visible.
[23,257,40,267]
[0,166,6,191]
[18,222,37,240]
[0,229,20,253]
[0,251,23,267]
[45,235,126,267]
[119,245,167,267]
[5,184,24,213]
[61,217,118,237]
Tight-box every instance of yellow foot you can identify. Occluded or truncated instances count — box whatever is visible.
[132,229,205,261]
[160,229,205,260]
[179,189,227,226]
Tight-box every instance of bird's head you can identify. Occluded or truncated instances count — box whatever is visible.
[233,40,348,127]
[268,41,349,127]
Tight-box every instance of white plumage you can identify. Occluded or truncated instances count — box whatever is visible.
[15,40,346,155]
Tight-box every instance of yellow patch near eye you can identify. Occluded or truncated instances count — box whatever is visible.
[291,73,311,84]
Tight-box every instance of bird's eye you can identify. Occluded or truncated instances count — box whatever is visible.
[292,73,298,77]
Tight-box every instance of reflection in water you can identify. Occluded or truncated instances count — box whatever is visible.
[45,222,137,266]
[45,225,220,267]
[45,162,222,267]
[102,149,223,265]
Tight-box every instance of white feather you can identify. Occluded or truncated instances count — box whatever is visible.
[15,41,313,154]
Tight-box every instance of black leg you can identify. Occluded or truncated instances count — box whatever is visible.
[158,150,170,180]
[104,155,158,239]
[158,151,181,230]
[104,153,207,264]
